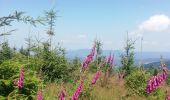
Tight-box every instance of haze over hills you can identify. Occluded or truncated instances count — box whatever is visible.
[66,49,170,66]
[144,60,170,69]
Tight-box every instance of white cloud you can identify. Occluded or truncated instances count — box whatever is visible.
[138,14,170,33]
[130,14,170,39]
[77,34,87,39]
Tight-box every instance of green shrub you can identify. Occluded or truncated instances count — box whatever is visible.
[0,80,14,96]
[0,59,40,99]
[0,42,14,64]
[125,68,150,97]
[146,88,165,100]
[42,55,68,82]
[0,60,20,79]
[7,71,39,99]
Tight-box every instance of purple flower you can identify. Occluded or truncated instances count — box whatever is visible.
[146,63,168,94]
[72,81,84,100]
[105,53,114,67]
[82,43,96,70]
[37,90,43,100]
[13,67,25,89]
[92,70,101,84]
[17,78,23,89]
[163,73,166,80]
[146,79,152,94]
[59,90,66,100]
[151,76,157,90]
[59,84,66,100]
[166,96,170,100]
[18,67,24,89]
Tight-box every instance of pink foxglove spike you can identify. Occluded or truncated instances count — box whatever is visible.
[14,67,24,89]
[153,76,157,87]
[37,90,43,100]
[146,79,152,93]
[72,81,84,100]
[59,90,66,100]
[92,70,101,84]
[82,42,96,70]
[146,63,168,94]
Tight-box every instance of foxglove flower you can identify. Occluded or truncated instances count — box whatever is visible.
[146,63,168,94]
[166,95,170,100]
[18,67,24,89]
[13,67,24,89]
[163,73,166,80]
[59,85,66,100]
[37,90,43,100]
[105,53,114,67]
[72,81,84,100]
[92,70,101,84]
[59,90,66,100]
[157,75,161,85]
[165,91,170,100]
[82,43,96,70]
[146,79,152,94]
[152,77,157,90]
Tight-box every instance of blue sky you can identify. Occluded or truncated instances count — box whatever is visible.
[0,0,170,51]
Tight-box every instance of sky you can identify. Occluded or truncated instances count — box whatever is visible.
[0,0,170,52]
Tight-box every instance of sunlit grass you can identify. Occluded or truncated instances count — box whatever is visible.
[43,74,157,100]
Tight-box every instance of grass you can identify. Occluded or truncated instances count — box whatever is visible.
[42,74,170,100]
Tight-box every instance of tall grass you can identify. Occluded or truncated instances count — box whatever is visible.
[43,74,160,100]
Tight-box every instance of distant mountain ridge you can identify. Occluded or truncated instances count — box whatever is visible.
[66,49,122,65]
[66,49,170,66]
[144,60,170,70]
[66,49,122,58]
